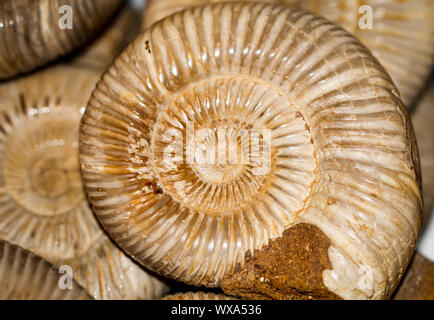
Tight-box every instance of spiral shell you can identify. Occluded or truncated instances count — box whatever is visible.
[0,66,169,299]
[142,0,434,107]
[0,0,122,80]
[162,292,236,300]
[80,3,422,300]
[0,240,91,300]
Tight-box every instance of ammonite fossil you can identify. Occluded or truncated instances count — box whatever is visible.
[0,66,168,300]
[142,0,434,107]
[0,240,91,300]
[80,3,423,300]
[162,292,236,300]
[0,0,122,80]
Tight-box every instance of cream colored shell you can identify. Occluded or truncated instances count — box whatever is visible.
[0,240,91,300]
[81,3,422,299]
[142,0,434,107]
[0,66,168,300]
[162,292,236,300]
[0,0,121,80]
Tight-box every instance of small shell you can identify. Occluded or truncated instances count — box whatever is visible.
[0,0,122,80]
[81,3,422,299]
[0,240,91,300]
[142,0,434,107]
[0,66,169,300]
[162,292,236,300]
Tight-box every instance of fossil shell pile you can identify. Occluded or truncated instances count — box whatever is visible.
[0,0,431,300]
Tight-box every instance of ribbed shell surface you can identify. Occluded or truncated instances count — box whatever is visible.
[142,0,297,29]
[142,0,434,107]
[0,0,122,80]
[0,240,91,300]
[305,0,434,107]
[80,3,422,299]
[0,66,169,300]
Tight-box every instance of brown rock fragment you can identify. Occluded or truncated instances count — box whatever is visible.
[394,253,434,300]
[220,223,341,300]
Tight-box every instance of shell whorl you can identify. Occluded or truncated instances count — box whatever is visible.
[162,292,236,300]
[0,240,91,300]
[0,0,122,80]
[0,66,169,300]
[305,0,434,107]
[142,0,434,107]
[141,0,298,29]
[80,3,422,299]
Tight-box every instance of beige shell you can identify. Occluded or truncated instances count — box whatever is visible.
[0,66,169,300]
[0,0,121,80]
[80,3,422,299]
[71,6,141,71]
[162,292,236,300]
[0,240,91,300]
[142,0,434,107]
